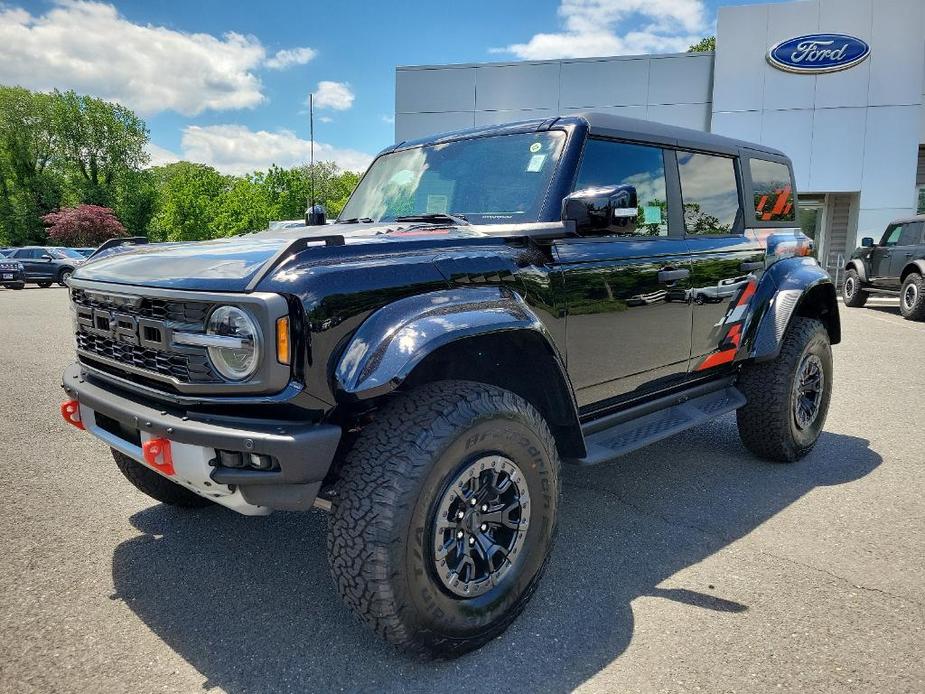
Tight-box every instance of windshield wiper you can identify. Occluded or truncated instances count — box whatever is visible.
[338,217,374,224]
[393,213,469,225]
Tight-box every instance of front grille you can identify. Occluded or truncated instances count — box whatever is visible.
[71,287,220,386]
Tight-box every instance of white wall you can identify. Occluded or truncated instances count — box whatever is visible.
[395,53,714,143]
[712,0,925,242]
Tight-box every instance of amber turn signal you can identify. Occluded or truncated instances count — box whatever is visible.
[276,316,290,365]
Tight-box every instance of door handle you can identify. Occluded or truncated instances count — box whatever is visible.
[740,261,764,272]
[658,268,690,283]
[905,252,914,257]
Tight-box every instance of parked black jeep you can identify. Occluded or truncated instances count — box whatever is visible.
[60,113,839,657]
[843,215,925,320]
[7,246,84,287]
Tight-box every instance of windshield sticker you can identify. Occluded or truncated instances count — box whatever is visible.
[529,142,542,153]
[426,194,448,214]
[643,206,662,224]
[526,154,547,172]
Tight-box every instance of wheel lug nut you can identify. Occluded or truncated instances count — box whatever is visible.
[481,504,488,512]
[456,511,464,520]
[456,531,464,539]
[470,498,477,506]
[468,537,475,545]
[480,523,487,531]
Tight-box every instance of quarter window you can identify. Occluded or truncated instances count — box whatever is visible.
[898,221,923,246]
[573,139,669,236]
[677,152,741,235]
[750,159,795,222]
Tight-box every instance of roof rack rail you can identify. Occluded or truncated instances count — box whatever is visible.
[88,236,148,260]
[245,234,345,292]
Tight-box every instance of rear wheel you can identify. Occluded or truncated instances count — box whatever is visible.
[327,380,560,657]
[736,318,832,462]
[112,449,212,508]
[37,281,52,288]
[899,273,925,321]
[842,269,868,307]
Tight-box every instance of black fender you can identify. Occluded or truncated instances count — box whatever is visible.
[844,257,869,283]
[900,259,925,283]
[334,285,568,400]
[746,257,841,362]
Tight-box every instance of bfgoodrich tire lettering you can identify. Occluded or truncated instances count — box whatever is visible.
[736,317,832,462]
[327,380,560,657]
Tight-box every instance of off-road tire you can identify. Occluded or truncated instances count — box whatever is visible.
[37,281,52,288]
[736,317,832,462]
[842,269,868,307]
[112,449,212,508]
[899,273,925,321]
[327,380,561,658]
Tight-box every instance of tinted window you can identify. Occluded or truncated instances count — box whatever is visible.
[750,159,795,222]
[573,139,668,236]
[881,224,903,246]
[898,221,923,245]
[677,152,741,235]
[13,249,36,259]
[339,131,565,225]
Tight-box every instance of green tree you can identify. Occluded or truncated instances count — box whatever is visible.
[688,36,716,52]
[0,87,63,245]
[148,162,226,241]
[211,174,272,237]
[52,89,149,208]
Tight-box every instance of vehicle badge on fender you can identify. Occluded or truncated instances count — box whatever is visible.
[767,34,870,74]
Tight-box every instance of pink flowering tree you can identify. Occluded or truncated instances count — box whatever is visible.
[43,205,127,247]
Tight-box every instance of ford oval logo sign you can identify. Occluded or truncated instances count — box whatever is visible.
[767,33,870,74]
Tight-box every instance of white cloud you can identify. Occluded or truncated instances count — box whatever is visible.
[495,0,708,59]
[311,81,355,110]
[0,1,267,116]
[381,114,395,124]
[146,142,180,167]
[317,116,334,123]
[179,124,373,174]
[265,46,317,70]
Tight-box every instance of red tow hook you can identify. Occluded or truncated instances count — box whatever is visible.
[60,400,84,430]
[142,438,174,476]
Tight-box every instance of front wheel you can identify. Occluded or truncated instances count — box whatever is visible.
[58,268,73,286]
[842,269,868,307]
[37,281,52,288]
[899,273,925,321]
[736,317,832,462]
[327,381,560,657]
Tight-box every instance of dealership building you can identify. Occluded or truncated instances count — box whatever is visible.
[394,0,925,277]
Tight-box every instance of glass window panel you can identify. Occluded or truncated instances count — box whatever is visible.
[750,159,795,222]
[677,152,741,235]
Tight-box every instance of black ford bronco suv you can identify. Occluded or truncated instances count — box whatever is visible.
[60,113,839,657]
[842,215,925,320]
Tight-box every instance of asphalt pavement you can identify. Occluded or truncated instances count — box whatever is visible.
[0,286,922,693]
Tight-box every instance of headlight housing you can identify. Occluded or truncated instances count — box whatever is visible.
[205,306,261,381]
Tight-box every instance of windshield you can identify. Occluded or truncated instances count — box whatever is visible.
[339,131,566,224]
[50,248,85,259]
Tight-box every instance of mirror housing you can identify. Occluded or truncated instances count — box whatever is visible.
[562,184,638,235]
[40,254,53,261]
[305,204,327,226]
[861,236,874,247]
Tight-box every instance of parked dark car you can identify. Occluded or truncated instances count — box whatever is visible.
[60,113,839,657]
[0,257,26,289]
[7,246,85,287]
[843,215,925,320]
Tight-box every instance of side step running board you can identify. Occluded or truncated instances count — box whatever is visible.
[572,385,746,466]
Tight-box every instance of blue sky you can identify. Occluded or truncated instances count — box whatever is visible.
[1,0,769,173]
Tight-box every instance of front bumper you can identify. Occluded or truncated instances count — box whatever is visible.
[62,363,341,514]
[1,268,25,286]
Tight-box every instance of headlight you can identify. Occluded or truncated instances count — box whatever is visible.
[205,306,261,381]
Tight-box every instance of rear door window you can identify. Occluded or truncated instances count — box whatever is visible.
[749,159,795,222]
[898,221,923,245]
[677,152,742,235]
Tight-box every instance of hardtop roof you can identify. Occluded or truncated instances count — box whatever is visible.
[390,112,788,161]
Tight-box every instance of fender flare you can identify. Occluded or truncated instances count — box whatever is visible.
[333,285,572,402]
[900,259,925,283]
[844,258,868,283]
[746,258,841,362]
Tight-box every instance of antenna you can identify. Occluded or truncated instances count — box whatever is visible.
[305,93,326,225]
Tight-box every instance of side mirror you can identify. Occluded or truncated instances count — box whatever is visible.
[562,184,638,235]
[861,237,874,247]
[305,204,327,226]
[40,254,53,261]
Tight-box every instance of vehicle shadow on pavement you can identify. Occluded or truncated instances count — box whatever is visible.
[110,420,880,693]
